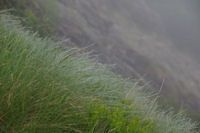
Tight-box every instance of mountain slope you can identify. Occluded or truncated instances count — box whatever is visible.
[0,14,198,133]
[56,0,200,119]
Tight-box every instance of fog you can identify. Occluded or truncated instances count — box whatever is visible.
[114,0,200,56]
[116,0,200,114]
[146,0,200,60]
[57,0,200,119]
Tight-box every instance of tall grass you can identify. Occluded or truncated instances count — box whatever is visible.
[0,14,198,133]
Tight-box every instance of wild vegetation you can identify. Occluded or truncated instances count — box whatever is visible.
[0,0,58,36]
[0,13,198,133]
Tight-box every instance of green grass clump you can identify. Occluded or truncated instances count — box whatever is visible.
[0,14,198,133]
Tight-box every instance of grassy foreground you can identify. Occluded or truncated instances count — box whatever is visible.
[0,14,198,133]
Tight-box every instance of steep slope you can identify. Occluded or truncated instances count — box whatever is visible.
[56,0,200,119]
[0,14,198,133]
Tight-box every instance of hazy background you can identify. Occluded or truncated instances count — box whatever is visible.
[147,0,200,60]
[57,0,200,120]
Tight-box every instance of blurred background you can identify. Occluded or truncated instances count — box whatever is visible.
[56,0,200,121]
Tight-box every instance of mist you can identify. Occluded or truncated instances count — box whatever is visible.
[146,0,200,60]
[56,0,200,119]
[112,0,200,114]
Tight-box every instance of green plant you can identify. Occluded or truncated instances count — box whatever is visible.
[88,103,155,133]
[0,14,198,133]
[0,0,57,37]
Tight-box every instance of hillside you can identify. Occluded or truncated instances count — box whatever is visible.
[0,13,198,133]
[55,0,200,119]
[1,1,199,119]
